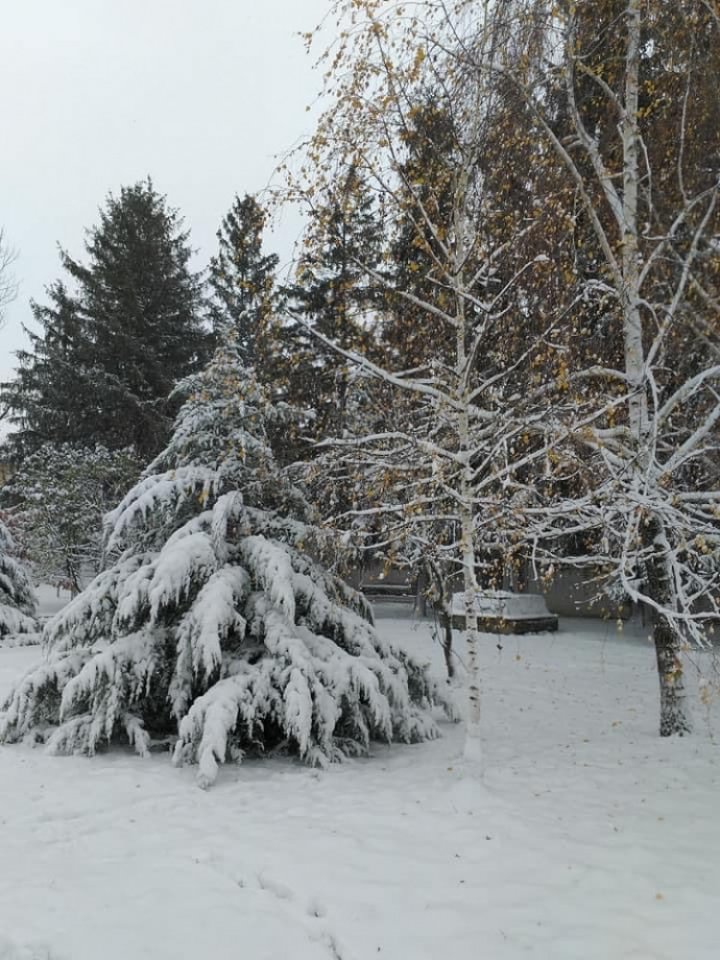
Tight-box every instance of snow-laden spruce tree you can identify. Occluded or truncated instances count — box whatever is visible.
[0,516,37,643]
[0,346,449,786]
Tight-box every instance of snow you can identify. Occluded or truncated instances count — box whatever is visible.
[451,589,555,620]
[1,601,719,959]
[33,584,73,621]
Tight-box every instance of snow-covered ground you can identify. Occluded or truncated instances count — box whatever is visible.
[33,584,74,622]
[1,604,719,960]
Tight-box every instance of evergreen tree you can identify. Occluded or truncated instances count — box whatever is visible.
[0,516,37,643]
[382,98,457,370]
[209,194,279,364]
[0,346,450,786]
[1,443,143,595]
[281,167,386,443]
[2,282,93,461]
[2,180,208,461]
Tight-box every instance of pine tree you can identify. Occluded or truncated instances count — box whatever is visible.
[2,180,209,461]
[0,517,37,643]
[382,98,457,371]
[2,282,89,461]
[208,194,279,364]
[281,167,386,443]
[0,346,450,786]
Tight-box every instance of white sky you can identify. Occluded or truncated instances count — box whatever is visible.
[0,0,331,385]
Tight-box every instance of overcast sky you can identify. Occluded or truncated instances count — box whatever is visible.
[0,0,331,385]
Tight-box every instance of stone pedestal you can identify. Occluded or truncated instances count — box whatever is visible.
[451,591,558,633]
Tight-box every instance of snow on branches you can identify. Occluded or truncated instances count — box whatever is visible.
[0,347,450,785]
[1,443,142,594]
[0,517,37,644]
[301,0,720,743]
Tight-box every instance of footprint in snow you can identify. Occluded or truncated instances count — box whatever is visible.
[257,871,295,901]
[307,897,328,919]
[256,873,327,918]
[253,876,352,959]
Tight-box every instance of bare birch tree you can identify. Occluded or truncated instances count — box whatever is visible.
[290,0,565,760]
[439,0,720,735]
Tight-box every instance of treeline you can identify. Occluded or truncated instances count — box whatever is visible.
[2,0,720,741]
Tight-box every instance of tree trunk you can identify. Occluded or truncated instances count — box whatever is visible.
[644,527,692,736]
[415,572,428,617]
[653,615,691,736]
[617,1,691,737]
[66,561,81,598]
[460,491,482,761]
[425,562,455,681]
[439,611,455,680]
[457,334,482,758]
[620,0,648,439]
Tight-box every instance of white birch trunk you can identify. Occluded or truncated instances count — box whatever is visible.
[620,0,647,440]
[458,370,482,758]
[460,476,483,761]
[620,0,691,733]
[452,182,483,761]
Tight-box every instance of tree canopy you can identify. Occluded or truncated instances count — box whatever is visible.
[2,180,209,461]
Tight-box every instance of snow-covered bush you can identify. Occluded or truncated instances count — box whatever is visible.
[0,516,37,644]
[0,347,450,785]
